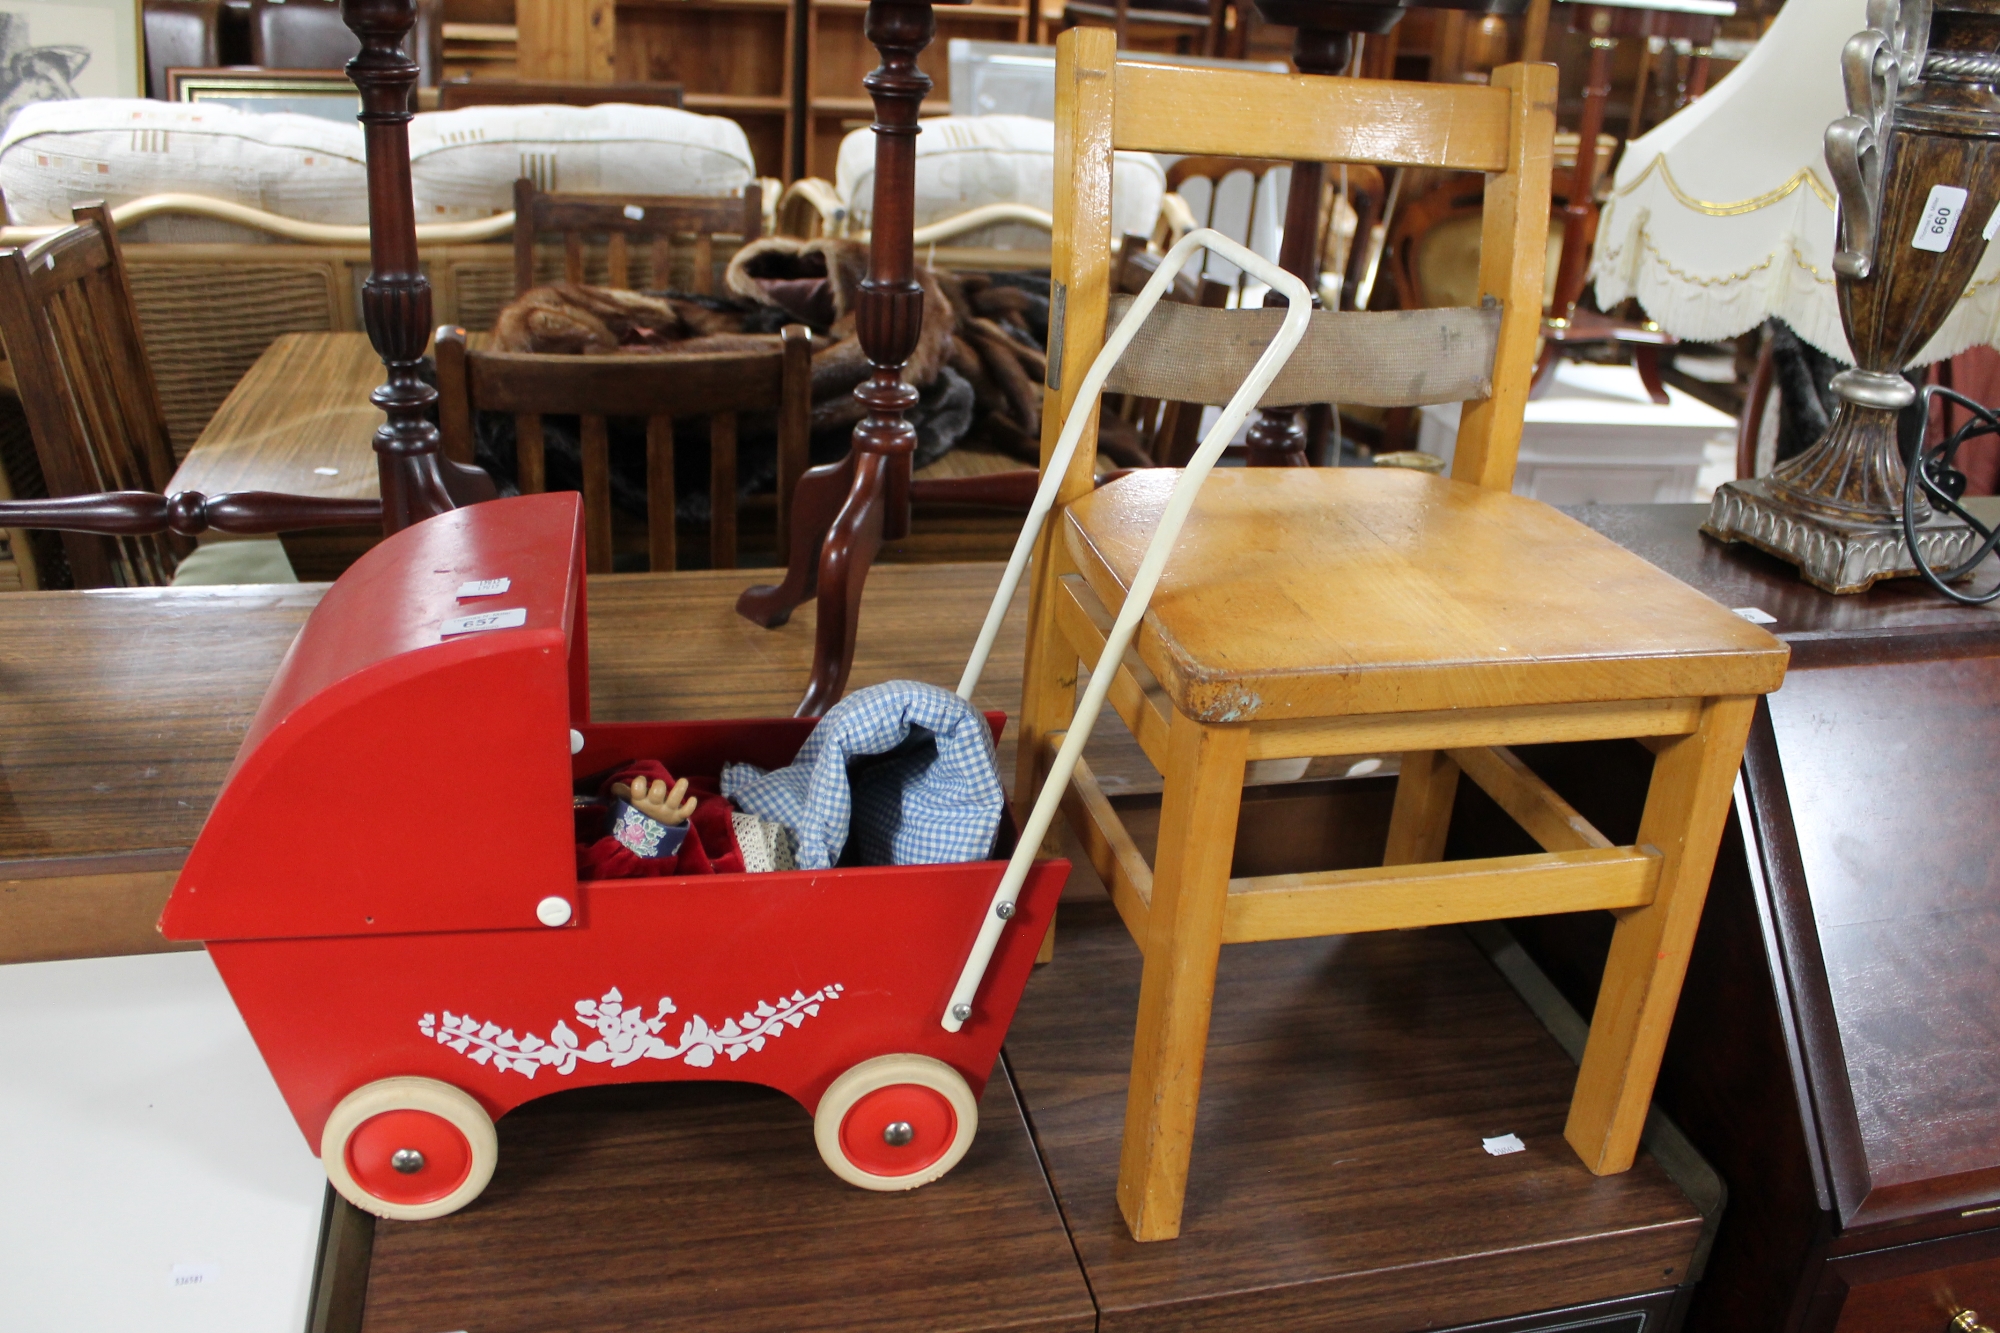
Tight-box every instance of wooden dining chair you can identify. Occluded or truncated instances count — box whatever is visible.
[1020,28,1790,1243]
[0,202,182,588]
[0,203,393,587]
[512,179,764,297]
[434,325,811,573]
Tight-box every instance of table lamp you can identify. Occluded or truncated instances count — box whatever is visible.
[1596,0,2000,593]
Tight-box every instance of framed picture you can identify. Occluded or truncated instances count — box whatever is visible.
[0,0,142,123]
[167,68,361,124]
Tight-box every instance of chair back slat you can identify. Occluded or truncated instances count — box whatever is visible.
[607,231,631,289]
[512,181,764,297]
[1112,60,1515,171]
[1045,28,1553,503]
[0,204,181,586]
[438,325,811,573]
[692,234,715,295]
[646,414,676,573]
[708,411,737,570]
[515,414,546,494]
[579,414,613,573]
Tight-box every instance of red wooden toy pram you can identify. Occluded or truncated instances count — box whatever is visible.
[160,492,1069,1220]
[164,228,1311,1222]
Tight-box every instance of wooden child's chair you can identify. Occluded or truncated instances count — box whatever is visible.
[1019,29,1789,1243]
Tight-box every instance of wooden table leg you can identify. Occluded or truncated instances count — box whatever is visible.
[786,0,936,716]
[1117,711,1248,1241]
[1564,694,1755,1175]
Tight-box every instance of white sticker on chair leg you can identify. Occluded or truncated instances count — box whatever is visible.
[1482,1133,1526,1156]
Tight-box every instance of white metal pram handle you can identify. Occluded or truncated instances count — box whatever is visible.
[941,228,1315,1032]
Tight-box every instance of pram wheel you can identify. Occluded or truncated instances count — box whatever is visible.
[813,1054,979,1191]
[321,1076,498,1220]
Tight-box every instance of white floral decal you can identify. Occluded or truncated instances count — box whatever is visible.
[417,982,844,1079]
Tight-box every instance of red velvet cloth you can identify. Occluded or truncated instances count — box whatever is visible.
[577,761,745,879]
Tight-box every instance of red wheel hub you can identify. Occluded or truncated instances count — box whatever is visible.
[346,1108,473,1206]
[839,1083,957,1177]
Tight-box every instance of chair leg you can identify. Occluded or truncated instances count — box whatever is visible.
[1118,711,1249,1242]
[1382,750,1460,865]
[1016,560,1083,965]
[1564,695,1756,1174]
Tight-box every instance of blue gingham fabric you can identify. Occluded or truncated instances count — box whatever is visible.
[721,680,1003,870]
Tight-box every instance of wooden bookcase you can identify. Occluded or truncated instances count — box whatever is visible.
[802,0,1030,180]
[616,0,800,179]
[464,0,1037,182]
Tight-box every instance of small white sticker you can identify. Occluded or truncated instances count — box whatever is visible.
[456,577,511,599]
[622,204,645,221]
[1732,606,1777,624]
[1482,1133,1526,1156]
[170,1262,220,1289]
[1913,184,1970,252]
[313,466,339,476]
[441,607,527,637]
[1985,201,2000,241]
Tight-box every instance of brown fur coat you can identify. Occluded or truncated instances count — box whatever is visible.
[484,237,1099,465]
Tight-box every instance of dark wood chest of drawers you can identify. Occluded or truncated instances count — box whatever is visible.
[1458,505,2000,1333]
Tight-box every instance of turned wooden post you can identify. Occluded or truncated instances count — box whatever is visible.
[789,0,936,716]
[1547,20,1615,331]
[1241,20,1351,467]
[342,0,461,532]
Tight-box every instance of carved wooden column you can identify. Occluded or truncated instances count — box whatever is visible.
[342,0,487,532]
[793,0,936,716]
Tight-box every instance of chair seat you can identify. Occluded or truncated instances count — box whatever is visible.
[1063,468,1787,723]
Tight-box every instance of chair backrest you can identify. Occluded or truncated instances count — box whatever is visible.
[144,0,220,99]
[1162,155,1289,305]
[0,204,180,588]
[439,80,686,111]
[512,180,765,297]
[1043,28,1554,503]
[434,325,811,575]
[249,0,443,85]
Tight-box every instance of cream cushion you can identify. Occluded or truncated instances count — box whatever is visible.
[0,99,371,225]
[407,105,757,221]
[836,114,1165,248]
[0,99,758,228]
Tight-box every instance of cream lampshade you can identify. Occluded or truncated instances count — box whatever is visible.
[1593,0,2000,367]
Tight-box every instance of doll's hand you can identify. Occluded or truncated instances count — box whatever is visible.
[611,775,696,826]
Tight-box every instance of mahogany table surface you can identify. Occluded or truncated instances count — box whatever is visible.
[166,332,384,502]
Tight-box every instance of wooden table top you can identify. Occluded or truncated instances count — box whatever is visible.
[167,332,384,501]
[0,564,1032,961]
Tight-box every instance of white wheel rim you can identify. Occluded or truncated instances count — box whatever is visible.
[813,1054,979,1192]
[321,1076,498,1221]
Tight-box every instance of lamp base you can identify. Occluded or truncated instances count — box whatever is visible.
[1702,478,1979,595]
